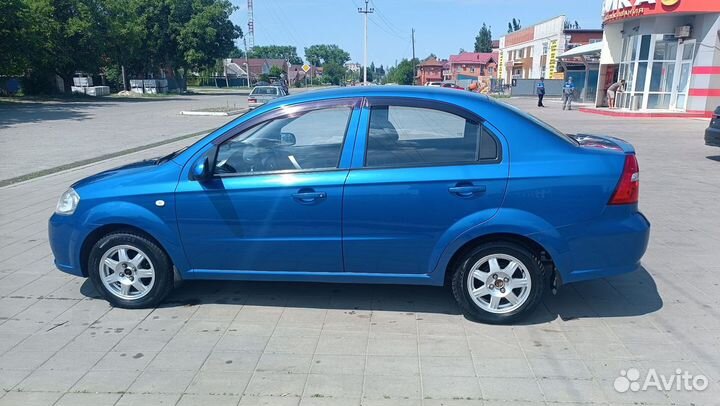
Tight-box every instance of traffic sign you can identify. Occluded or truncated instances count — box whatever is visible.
[302,64,311,73]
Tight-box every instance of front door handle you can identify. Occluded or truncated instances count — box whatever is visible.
[448,184,487,197]
[292,190,327,203]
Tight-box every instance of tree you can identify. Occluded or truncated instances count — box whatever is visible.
[0,0,33,76]
[269,65,284,77]
[177,0,242,70]
[474,23,493,53]
[386,58,418,85]
[564,20,581,29]
[304,44,350,67]
[248,45,302,64]
[322,62,346,85]
[507,18,521,33]
[228,46,244,58]
[25,0,111,92]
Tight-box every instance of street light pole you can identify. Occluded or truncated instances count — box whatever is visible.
[358,0,373,85]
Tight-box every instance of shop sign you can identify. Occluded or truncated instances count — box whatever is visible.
[497,52,504,80]
[603,0,720,23]
[548,40,558,79]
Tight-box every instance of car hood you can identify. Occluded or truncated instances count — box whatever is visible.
[71,158,177,189]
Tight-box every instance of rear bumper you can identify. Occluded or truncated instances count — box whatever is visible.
[706,127,720,147]
[546,209,650,284]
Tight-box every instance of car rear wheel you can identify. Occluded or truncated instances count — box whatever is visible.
[88,232,173,309]
[451,242,545,324]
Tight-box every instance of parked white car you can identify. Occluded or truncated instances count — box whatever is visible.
[248,86,286,109]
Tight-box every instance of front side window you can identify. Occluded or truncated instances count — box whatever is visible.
[364,105,499,168]
[215,106,352,175]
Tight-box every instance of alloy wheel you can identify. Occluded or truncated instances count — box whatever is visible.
[99,244,156,300]
[466,253,532,314]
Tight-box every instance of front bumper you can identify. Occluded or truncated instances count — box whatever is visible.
[705,127,720,147]
[48,214,86,277]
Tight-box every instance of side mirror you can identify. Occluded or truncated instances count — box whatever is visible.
[191,146,217,181]
[191,157,210,181]
[280,132,296,146]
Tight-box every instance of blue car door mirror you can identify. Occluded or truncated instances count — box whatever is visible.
[191,147,218,181]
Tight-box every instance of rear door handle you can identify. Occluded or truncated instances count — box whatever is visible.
[448,185,487,197]
[292,190,327,203]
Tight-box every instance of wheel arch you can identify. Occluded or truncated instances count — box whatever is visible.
[80,224,174,278]
[442,232,557,287]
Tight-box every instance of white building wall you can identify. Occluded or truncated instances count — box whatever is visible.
[497,15,567,80]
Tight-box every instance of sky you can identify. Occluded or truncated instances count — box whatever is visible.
[229,0,604,68]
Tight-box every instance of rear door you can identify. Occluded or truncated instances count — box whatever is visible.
[342,98,509,275]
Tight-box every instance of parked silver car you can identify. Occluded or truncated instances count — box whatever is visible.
[248,85,286,109]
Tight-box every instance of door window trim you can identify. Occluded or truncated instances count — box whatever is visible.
[361,97,503,169]
[209,98,361,179]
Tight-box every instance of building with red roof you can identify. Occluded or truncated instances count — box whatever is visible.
[447,52,497,87]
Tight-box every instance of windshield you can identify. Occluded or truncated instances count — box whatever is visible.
[251,87,278,95]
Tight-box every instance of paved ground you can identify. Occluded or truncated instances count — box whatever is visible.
[0,96,719,405]
[0,95,240,182]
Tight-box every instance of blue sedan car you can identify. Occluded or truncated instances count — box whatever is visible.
[49,87,649,323]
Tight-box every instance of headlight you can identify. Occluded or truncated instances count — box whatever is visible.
[55,188,80,215]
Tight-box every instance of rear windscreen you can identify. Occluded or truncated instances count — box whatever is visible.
[251,87,278,95]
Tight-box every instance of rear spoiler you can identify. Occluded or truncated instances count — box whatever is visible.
[568,134,635,154]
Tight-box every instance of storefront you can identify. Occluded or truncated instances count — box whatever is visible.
[596,0,720,115]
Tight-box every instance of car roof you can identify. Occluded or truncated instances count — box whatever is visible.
[262,85,492,109]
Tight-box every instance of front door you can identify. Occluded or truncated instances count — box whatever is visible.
[175,100,359,273]
[342,99,509,275]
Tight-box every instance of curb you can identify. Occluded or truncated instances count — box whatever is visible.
[180,109,246,116]
[0,128,214,188]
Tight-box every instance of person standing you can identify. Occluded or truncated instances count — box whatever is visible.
[536,77,546,107]
[606,79,626,109]
[562,77,575,111]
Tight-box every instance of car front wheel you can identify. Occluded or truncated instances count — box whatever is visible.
[88,232,173,308]
[451,242,545,324]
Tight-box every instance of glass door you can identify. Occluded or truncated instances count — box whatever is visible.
[671,40,695,111]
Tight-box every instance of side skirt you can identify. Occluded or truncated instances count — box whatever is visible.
[183,269,442,286]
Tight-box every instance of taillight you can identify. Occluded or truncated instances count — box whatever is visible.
[609,154,639,205]
[248,98,256,102]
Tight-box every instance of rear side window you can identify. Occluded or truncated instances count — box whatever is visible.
[364,105,499,167]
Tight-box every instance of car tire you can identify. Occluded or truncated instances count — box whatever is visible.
[451,241,545,324]
[88,232,173,309]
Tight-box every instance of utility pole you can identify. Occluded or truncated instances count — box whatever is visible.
[411,28,416,85]
[357,0,374,85]
[243,37,250,87]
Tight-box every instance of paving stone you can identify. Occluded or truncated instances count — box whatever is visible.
[70,369,141,393]
[310,354,365,376]
[304,373,363,398]
[177,393,242,406]
[115,393,181,406]
[186,371,252,396]
[54,392,121,406]
[365,355,419,376]
[0,391,62,406]
[244,372,307,397]
[131,369,197,394]
[15,368,86,392]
